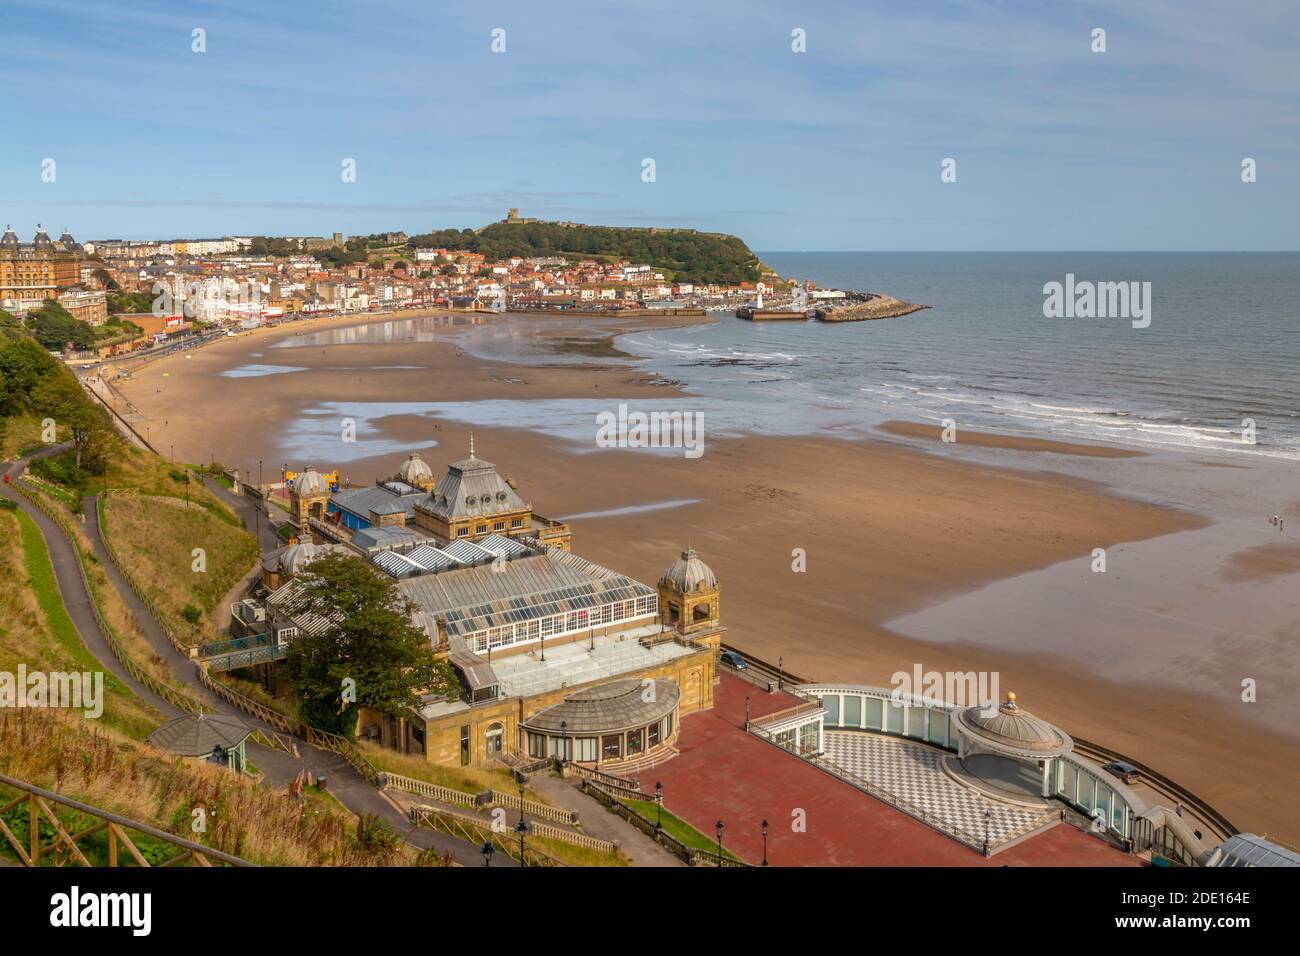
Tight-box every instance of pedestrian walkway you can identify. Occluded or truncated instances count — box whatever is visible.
[527,773,685,867]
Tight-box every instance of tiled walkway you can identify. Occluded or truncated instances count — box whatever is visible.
[821,731,1049,846]
[635,674,1138,866]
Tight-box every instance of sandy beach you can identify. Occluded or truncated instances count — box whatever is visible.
[114,308,1300,845]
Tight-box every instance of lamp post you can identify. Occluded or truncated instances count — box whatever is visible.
[983,809,991,857]
[715,820,725,867]
[481,840,494,867]
[761,819,769,867]
[777,656,784,691]
[560,720,567,763]
[744,695,751,730]
[516,817,529,866]
[654,781,663,831]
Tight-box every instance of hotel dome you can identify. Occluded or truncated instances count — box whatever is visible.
[660,547,717,593]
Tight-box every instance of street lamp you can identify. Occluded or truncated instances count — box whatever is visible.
[745,695,751,730]
[654,781,663,831]
[983,809,991,857]
[777,656,784,691]
[516,818,529,866]
[481,840,494,867]
[715,820,725,867]
[761,819,769,867]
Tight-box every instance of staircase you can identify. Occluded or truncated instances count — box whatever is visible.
[599,745,679,776]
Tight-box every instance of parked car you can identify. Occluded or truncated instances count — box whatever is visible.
[719,650,747,670]
[1103,761,1140,784]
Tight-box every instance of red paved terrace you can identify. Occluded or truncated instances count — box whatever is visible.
[636,673,1138,867]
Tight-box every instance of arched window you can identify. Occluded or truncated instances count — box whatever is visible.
[485,722,504,756]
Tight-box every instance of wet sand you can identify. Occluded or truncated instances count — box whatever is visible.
[116,310,1300,845]
[878,420,1146,458]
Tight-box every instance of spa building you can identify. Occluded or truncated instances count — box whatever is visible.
[260,444,723,772]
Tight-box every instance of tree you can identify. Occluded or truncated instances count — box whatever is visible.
[27,300,94,351]
[32,373,108,469]
[92,267,121,292]
[282,553,460,737]
[0,336,60,415]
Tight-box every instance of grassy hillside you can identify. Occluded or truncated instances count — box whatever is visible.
[0,708,416,866]
[101,493,258,645]
[0,509,160,740]
[410,220,770,284]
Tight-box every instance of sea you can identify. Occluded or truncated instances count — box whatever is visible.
[266,253,1300,462]
[623,252,1300,460]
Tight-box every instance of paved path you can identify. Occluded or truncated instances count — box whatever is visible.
[3,451,489,867]
[2,448,181,720]
[527,773,685,867]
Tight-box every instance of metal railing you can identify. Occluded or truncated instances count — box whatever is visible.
[747,720,989,852]
[568,763,641,792]
[409,805,565,867]
[580,779,749,867]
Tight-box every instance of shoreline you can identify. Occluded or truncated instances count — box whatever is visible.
[114,309,1300,845]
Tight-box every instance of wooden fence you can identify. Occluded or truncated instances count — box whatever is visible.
[0,772,254,868]
[97,491,192,656]
[13,479,202,717]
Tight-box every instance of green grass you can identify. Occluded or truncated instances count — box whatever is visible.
[355,740,535,797]
[12,509,158,739]
[624,797,742,861]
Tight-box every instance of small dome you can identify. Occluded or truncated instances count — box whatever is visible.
[280,541,323,573]
[660,547,717,593]
[397,452,433,484]
[956,692,1072,757]
[295,466,327,496]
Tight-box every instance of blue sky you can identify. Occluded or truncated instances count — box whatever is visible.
[1,0,1296,250]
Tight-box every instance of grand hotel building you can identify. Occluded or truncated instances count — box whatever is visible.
[0,226,82,310]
